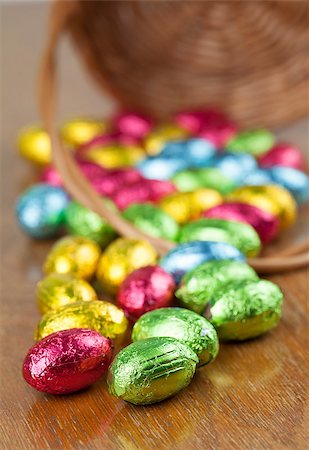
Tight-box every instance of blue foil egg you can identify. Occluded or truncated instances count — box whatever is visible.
[242,168,273,186]
[160,138,215,167]
[16,183,70,238]
[213,153,257,185]
[269,166,309,204]
[137,156,187,180]
[159,240,245,283]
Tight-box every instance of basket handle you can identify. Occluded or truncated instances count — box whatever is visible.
[39,0,309,273]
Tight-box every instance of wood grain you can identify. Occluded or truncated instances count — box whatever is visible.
[0,3,308,449]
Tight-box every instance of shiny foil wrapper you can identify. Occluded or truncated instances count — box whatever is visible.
[203,202,279,244]
[258,142,305,170]
[190,188,223,216]
[176,260,258,314]
[61,118,106,148]
[83,143,145,168]
[36,273,97,314]
[204,279,283,341]
[108,337,198,405]
[159,241,245,283]
[96,238,158,293]
[117,266,176,322]
[23,328,113,395]
[159,192,195,224]
[123,203,179,241]
[213,153,257,185]
[226,129,275,156]
[144,124,189,155]
[159,138,215,167]
[137,155,188,180]
[269,166,309,205]
[64,200,117,247]
[113,112,154,139]
[92,168,143,196]
[79,131,141,150]
[179,218,261,257]
[44,236,101,280]
[132,307,219,367]
[228,185,297,230]
[242,168,273,186]
[35,300,129,343]
[16,183,69,239]
[172,168,235,194]
[17,125,52,166]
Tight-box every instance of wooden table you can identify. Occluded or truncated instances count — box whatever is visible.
[1,3,308,449]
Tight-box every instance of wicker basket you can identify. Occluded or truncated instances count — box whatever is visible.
[39,0,309,273]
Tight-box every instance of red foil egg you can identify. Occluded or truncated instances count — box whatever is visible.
[113,112,154,139]
[23,328,113,395]
[258,142,305,170]
[203,202,279,244]
[117,265,176,322]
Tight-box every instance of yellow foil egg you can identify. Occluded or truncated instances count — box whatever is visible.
[190,188,223,217]
[61,118,106,147]
[35,300,129,344]
[159,192,194,224]
[36,273,97,314]
[96,238,158,293]
[228,185,296,229]
[85,144,145,168]
[17,125,51,166]
[144,124,189,156]
[44,236,101,280]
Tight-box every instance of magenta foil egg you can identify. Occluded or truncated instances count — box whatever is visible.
[23,328,113,395]
[258,142,305,170]
[79,131,141,151]
[146,179,177,201]
[117,265,176,322]
[199,110,238,148]
[174,110,207,134]
[113,112,154,139]
[92,168,143,196]
[203,202,279,244]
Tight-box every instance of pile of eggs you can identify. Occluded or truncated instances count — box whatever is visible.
[18,110,308,405]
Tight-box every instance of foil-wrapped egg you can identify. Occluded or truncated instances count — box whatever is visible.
[91,167,143,196]
[137,155,188,180]
[258,142,305,170]
[61,118,106,147]
[189,188,223,217]
[144,124,189,155]
[113,112,154,139]
[17,125,52,166]
[15,183,69,239]
[213,153,257,185]
[117,266,176,322]
[96,238,158,293]
[159,192,195,224]
[108,337,198,405]
[176,260,258,314]
[159,241,245,283]
[242,168,273,186]
[35,300,129,343]
[172,168,235,194]
[36,273,97,314]
[123,203,179,241]
[132,307,219,367]
[203,202,279,244]
[79,132,141,151]
[178,218,261,257]
[84,144,145,168]
[64,200,117,247]
[204,279,283,340]
[44,236,101,280]
[226,129,275,156]
[160,139,215,167]
[269,166,309,205]
[23,328,113,394]
[228,185,297,230]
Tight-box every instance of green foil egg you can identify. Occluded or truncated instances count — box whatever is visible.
[178,218,261,256]
[172,168,235,195]
[205,279,283,340]
[132,307,219,367]
[64,200,117,247]
[123,203,179,241]
[108,337,198,405]
[226,129,275,156]
[176,260,258,314]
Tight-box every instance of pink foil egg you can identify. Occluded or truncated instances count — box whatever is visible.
[146,179,177,201]
[203,202,279,244]
[174,110,213,134]
[23,328,113,395]
[258,142,305,170]
[92,168,143,196]
[79,132,141,151]
[117,265,176,322]
[113,112,154,139]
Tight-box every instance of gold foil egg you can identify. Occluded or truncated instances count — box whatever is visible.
[35,300,129,344]
[96,237,158,293]
[228,185,296,229]
[144,124,189,155]
[44,236,101,280]
[61,118,106,147]
[17,125,51,166]
[85,144,145,168]
[36,273,97,314]
[190,188,223,216]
